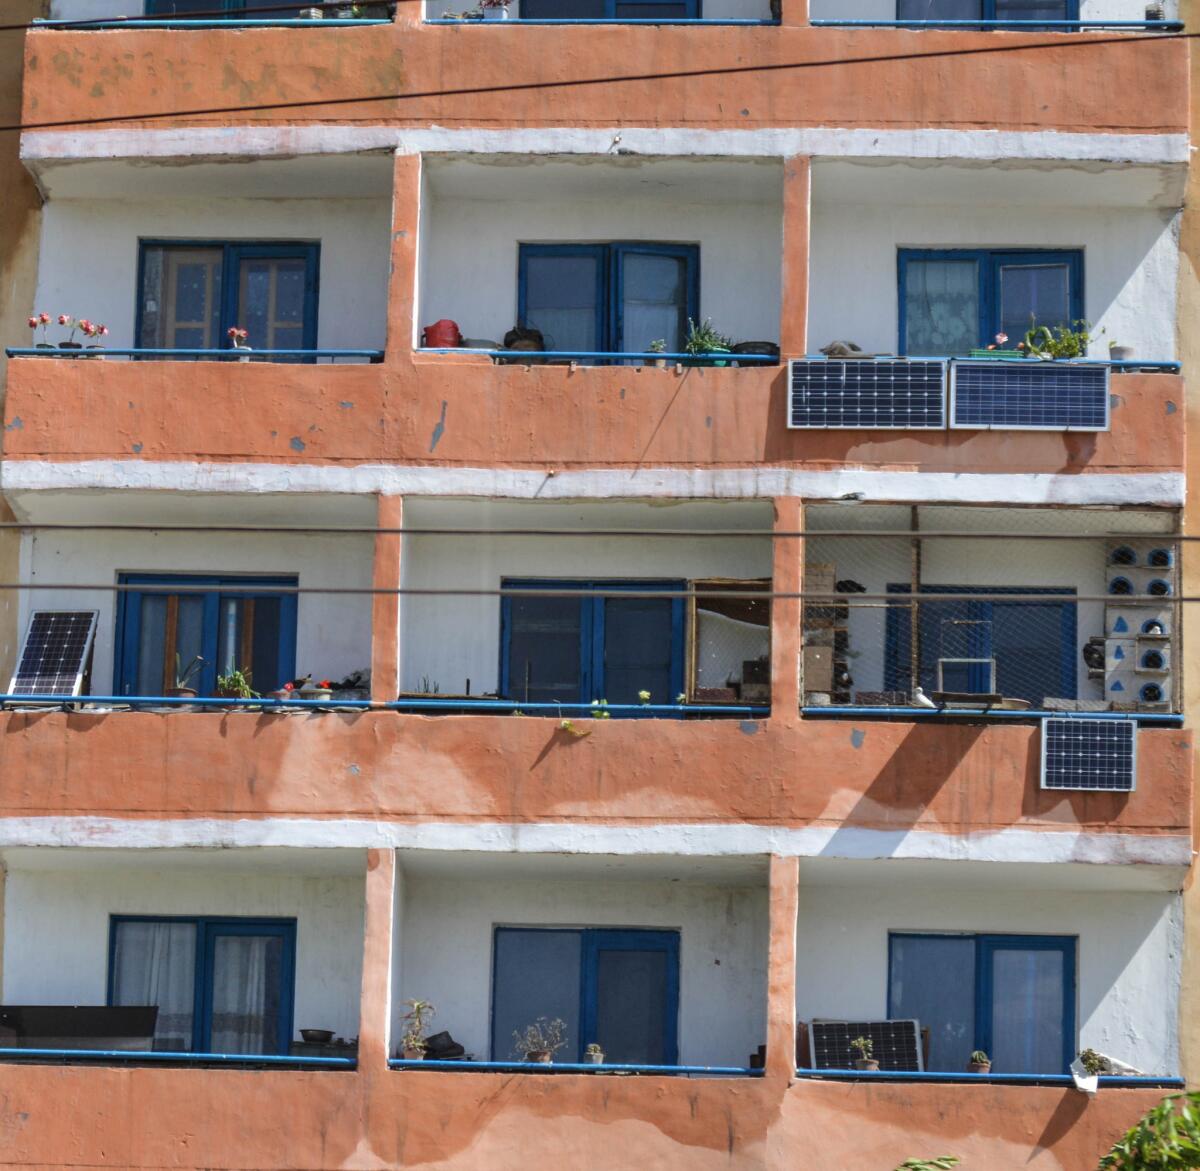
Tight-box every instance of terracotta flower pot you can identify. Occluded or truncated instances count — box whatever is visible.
[402,1047,425,1061]
[525,1050,552,1064]
[584,1051,604,1065]
[854,1058,879,1072]
[165,687,198,699]
[968,1061,991,1075]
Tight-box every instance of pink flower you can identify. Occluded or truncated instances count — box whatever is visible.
[995,333,1009,345]
[27,317,38,329]
[38,313,49,325]
[57,314,70,325]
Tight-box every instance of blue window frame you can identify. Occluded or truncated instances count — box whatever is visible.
[520,0,700,18]
[896,0,1077,23]
[108,915,297,1056]
[517,243,699,356]
[898,248,1083,356]
[137,240,320,358]
[114,573,299,697]
[884,584,1077,705]
[888,932,1076,1075]
[145,0,313,17]
[491,927,680,1063]
[499,578,686,709]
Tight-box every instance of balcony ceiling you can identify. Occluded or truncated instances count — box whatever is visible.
[397,850,770,885]
[0,845,369,875]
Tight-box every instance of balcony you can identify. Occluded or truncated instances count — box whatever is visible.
[809,0,1180,30]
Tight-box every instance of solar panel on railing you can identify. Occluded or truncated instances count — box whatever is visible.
[809,1019,923,1072]
[1040,718,1137,792]
[787,360,947,430]
[8,611,98,696]
[951,361,1110,431]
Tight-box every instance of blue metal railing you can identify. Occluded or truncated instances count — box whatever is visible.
[0,1046,355,1068]
[805,354,1181,374]
[795,1067,1184,1088]
[32,17,389,28]
[6,347,384,363]
[422,348,778,365]
[424,17,777,24]
[810,19,1183,30]
[803,705,1181,726]
[390,1058,761,1075]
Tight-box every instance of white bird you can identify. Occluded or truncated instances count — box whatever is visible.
[912,687,938,709]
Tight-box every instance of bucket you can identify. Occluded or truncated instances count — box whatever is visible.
[423,320,462,348]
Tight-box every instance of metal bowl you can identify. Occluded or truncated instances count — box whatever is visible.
[301,1028,334,1044]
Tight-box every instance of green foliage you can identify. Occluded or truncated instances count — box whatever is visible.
[850,1035,873,1059]
[896,1160,959,1171]
[215,668,257,699]
[1023,319,1094,360]
[969,1050,990,1065]
[1099,1093,1200,1170]
[174,653,205,689]
[684,317,732,356]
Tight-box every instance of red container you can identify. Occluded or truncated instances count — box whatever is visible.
[423,319,462,348]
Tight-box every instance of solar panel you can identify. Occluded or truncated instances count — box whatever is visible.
[809,1019,923,1072]
[950,361,1110,431]
[788,360,947,429]
[9,611,98,697]
[1040,718,1137,793]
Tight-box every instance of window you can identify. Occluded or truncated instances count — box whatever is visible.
[888,933,1075,1074]
[145,0,312,18]
[115,574,298,697]
[491,928,680,1063]
[520,0,699,17]
[896,0,1077,22]
[898,249,1083,356]
[884,584,1077,706]
[517,243,699,355]
[500,579,686,708]
[137,241,319,356]
[109,916,296,1055]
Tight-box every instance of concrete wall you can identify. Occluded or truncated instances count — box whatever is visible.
[809,198,1180,359]
[2,860,366,1041]
[33,199,391,352]
[395,869,769,1066]
[19,526,374,692]
[795,880,1183,1076]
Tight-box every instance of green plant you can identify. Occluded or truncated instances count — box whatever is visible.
[637,689,651,706]
[585,1042,603,1057]
[647,338,667,354]
[1022,319,1095,360]
[969,1050,990,1065]
[896,1160,959,1171]
[590,699,611,720]
[418,676,440,695]
[512,1017,568,1059]
[174,654,205,689]
[850,1036,873,1060]
[1099,1092,1200,1169]
[215,668,257,699]
[400,998,435,1056]
[1080,1047,1109,1076]
[684,317,732,356]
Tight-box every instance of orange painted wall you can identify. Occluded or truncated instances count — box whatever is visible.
[2,360,1182,474]
[21,24,1188,134]
[0,710,1187,836]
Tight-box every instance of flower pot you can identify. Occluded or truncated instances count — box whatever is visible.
[299,6,324,16]
[652,358,667,369]
[584,1051,604,1065]
[854,1058,879,1072]
[269,689,296,702]
[968,1062,991,1075]
[165,687,198,699]
[85,346,106,360]
[34,343,54,352]
[482,5,509,17]
[298,687,334,701]
[402,1047,425,1061]
[525,1050,552,1064]
[58,341,82,355]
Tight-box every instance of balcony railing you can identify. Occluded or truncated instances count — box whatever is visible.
[389,1058,762,1075]
[0,1047,356,1069]
[5,348,384,364]
[809,18,1184,30]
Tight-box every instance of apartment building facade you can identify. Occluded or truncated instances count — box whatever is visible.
[0,1,1193,1167]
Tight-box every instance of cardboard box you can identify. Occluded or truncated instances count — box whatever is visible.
[803,646,833,692]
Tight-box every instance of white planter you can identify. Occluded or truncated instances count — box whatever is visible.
[482,5,510,18]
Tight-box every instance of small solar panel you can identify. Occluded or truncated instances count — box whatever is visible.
[809,1019,923,1072]
[1040,718,1137,792]
[9,611,98,697]
[951,361,1110,431]
[788,360,947,429]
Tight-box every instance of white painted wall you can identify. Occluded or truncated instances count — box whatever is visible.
[809,197,1180,359]
[795,881,1182,1076]
[420,190,782,349]
[19,526,374,693]
[33,199,391,352]
[396,870,769,1065]
[807,1,1179,19]
[401,529,773,694]
[2,862,366,1041]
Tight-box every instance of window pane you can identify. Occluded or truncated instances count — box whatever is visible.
[594,946,670,1064]
[620,253,688,354]
[492,930,582,1060]
[603,596,675,705]
[140,247,223,352]
[250,596,285,693]
[111,921,197,1052]
[209,933,285,1055]
[988,946,1067,1074]
[523,255,600,351]
[506,594,583,703]
[521,0,606,14]
[999,263,1071,344]
[136,593,204,694]
[889,935,976,1072]
[897,0,981,15]
[904,259,979,355]
[996,0,1069,19]
[237,257,310,357]
[613,3,691,14]
[992,600,1071,705]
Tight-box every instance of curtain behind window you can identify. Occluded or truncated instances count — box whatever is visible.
[111,921,197,1051]
[903,258,979,355]
[209,934,282,1055]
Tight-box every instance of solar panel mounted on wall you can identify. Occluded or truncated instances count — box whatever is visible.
[950,361,1110,431]
[8,611,99,696]
[1040,718,1137,792]
[787,360,947,430]
[809,1019,923,1072]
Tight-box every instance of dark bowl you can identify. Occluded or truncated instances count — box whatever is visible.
[301,1028,334,1044]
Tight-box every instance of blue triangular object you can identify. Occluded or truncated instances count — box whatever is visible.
[1113,645,1125,660]
[1111,680,1125,691]
[1113,617,1129,633]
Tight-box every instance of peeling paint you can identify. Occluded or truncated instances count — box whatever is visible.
[3,418,22,432]
[430,400,448,452]
[289,436,306,452]
[850,728,865,750]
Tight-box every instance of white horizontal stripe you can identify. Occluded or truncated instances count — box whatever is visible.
[0,816,1188,872]
[2,460,1185,506]
[21,126,1191,166]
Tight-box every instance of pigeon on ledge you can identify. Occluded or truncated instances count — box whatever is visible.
[912,687,938,709]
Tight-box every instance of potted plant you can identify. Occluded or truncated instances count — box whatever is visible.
[967,1049,991,1075]
[167,654,205,699]
[684,318,732,367]
[399,998,435,1060]
[269,681,298,702]
[647,338,668,369]
[299,5,324,16]
[850,1036,879,1072]
[298,678,334,701]
[1109,338,1135,363]
[81,319,109,357]
[335,2,362,15]
[26,313,52,350]
[215,668,257,701]
[584,1042,605,1065]
[513,1017,567,1064]
[1022,319,1094,361]
[970,332,1024,360]
[56,314,83,353]
[227,326,251,361]
[480,0,510,18]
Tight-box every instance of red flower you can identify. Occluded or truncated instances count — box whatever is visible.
[57,314,70,325]
[38,313,49,325]
[283,681,294,691]
[318,679,332,689]
[27,317,37,329]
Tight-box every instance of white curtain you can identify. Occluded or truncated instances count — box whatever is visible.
[209,935,275,1055]
[904,259,979,356]
[111,921,196,1051]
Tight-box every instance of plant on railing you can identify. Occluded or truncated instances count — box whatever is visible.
[26,313,51,348]
[215,668,257,700]
[399,998,435,1060]
[850,1035,878,1072]
[1022,319,1096,360]
[590,699,612,719]
[638,690,651,706]
[80,320,109,347]
[647,339,667,354]
[513,1017,568,1063]
[170,654,205,698]
[684,317,733,360]
[968,1049,991,1074]
[227,326,251,350]
[1098,1092,1200,1169]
